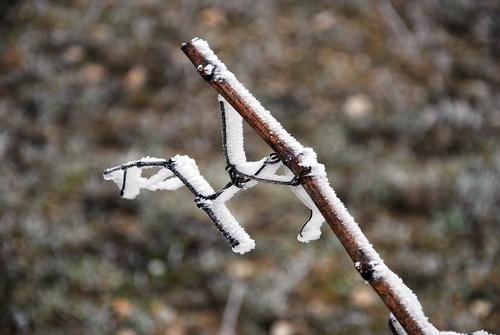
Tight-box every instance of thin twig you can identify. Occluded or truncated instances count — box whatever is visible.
[181,38,435,335]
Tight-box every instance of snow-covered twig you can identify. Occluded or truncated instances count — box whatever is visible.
[180,38,493,335]
[103,155,256,254]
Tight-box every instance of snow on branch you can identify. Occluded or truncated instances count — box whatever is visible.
[180,38,493,335]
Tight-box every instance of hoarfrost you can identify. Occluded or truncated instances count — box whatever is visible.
[103,95,327,254]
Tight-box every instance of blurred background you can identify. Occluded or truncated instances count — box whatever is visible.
[1,1,499,334]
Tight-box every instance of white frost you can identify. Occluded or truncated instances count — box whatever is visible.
[192,38,304,155]
[204,63,214,75]
[103,156,182,199]
[284,166,324,242]
[220,94,247,165]
[218,95,326,242]
[172,155,255,253]
[210,202,255,254]
[441,331,493,335]
[170,154,214,196]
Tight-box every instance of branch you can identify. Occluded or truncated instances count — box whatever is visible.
[181,38,436,335]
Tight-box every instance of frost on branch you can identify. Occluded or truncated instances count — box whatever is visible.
[103,95,326,254]
[180,38,495,335]
[103,156,183,199]
[104,154,255,254]
[389,314,493,335]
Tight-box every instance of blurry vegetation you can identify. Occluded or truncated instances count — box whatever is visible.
[0,0,499,334]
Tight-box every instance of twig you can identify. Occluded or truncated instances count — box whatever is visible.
[181,38,435,335]
[180,38,494,335]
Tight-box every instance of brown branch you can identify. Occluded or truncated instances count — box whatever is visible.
[181,39,431,335]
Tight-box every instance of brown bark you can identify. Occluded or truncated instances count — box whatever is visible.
[181,40,428,335]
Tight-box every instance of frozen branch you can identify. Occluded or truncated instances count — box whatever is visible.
[180,37,492,335]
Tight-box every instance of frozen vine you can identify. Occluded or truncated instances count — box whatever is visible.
[104,95,325,254]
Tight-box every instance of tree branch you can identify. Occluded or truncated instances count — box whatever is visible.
[179,38,482,335]
[180,38,432,334]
